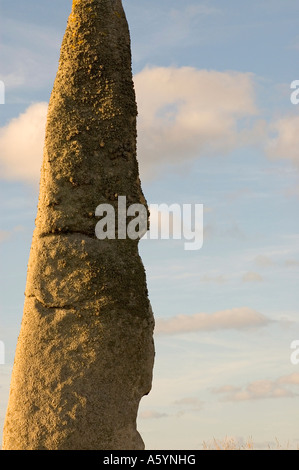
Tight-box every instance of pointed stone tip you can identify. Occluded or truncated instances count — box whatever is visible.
[70,0,126,26]
[72,0,123,10]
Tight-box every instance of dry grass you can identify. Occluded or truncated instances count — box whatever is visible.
[203,437,254,450]
[202,437,297,450]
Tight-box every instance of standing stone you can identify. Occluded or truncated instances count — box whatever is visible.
[2,0,155,450]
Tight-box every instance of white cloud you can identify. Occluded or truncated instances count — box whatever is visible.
[0,102,47,184]
[267,115,299,166]
[0,67,257,185]
[0,66,279,187]
[134,66,258,178]
[155,307,271,335]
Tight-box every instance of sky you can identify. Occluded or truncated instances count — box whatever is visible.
[0,0,299,450]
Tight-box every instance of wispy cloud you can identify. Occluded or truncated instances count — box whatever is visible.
[0,230,10,243]
[213,373,299,402]
[131,2,223,62]
[284,259,299,268]
[0,17,61,91]
[170,3,222,25]
[0,226,24,244]
[173,396,202,407]
[0,72,25,90]
[278,372,299,385]
[242,271,263,282]
[139,410,168,420]
[200,275,227,284]
[254,255,273,267]
[173,396,203,415]
[155,307,271,335]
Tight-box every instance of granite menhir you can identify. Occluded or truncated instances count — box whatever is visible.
[2,0,155,450]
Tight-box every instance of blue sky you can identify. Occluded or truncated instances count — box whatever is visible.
[1,0,299,449]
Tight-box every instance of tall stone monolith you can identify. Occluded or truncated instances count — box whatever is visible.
[2,0,155,450]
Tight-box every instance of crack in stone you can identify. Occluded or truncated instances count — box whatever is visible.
[39,230,96,240]
[27,294,75,311]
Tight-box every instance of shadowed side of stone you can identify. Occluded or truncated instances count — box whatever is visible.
[2,0,155,450]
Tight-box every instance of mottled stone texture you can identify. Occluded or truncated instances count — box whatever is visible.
[2,0,155,450]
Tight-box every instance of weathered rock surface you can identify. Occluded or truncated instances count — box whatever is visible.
[2,0,155,450]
